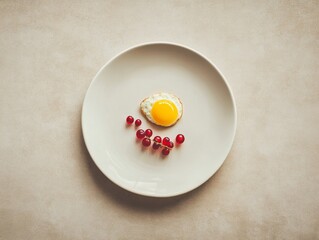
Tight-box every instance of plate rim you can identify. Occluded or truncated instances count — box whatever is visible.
[81,41,237,197]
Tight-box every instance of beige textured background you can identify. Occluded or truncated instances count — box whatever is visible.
[1,0,318,239]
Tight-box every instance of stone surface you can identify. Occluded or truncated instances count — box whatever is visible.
[0,0,318,239]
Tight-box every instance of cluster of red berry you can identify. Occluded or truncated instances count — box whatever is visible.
[126,115,185,156]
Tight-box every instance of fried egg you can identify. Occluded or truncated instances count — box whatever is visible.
[140,93,183,127]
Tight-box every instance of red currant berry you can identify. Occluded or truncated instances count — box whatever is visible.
[163,137,170,146]
[145,129,153,137]
[162,147,170,156]
[135,119,142,127]
[142,138,151,147]
[152,142,161,150]
[176,134,185,144]
[153,136,162,143]
[136,129,145,139]
[168,141,174,149]
[126,116,134,124]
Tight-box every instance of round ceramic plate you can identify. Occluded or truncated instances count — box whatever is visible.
[82,42,236,197]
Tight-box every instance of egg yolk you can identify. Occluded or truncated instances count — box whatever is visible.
[151,100,178,126]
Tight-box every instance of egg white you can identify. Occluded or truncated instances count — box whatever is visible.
[140,93,183,127]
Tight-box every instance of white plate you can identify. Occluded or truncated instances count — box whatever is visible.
[82,42,237,197]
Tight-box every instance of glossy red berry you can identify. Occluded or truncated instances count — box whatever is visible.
[126,116,134,124]
[142,138,151,147]
[145,129,153,137]
[162,147,170,156]
[136,129,145,139]
[162,137,170,146]
[153,136,162,143]
[152,142,161,150]
[176,134,185,144]
[168,141,174,149]
[135,119,142,127]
